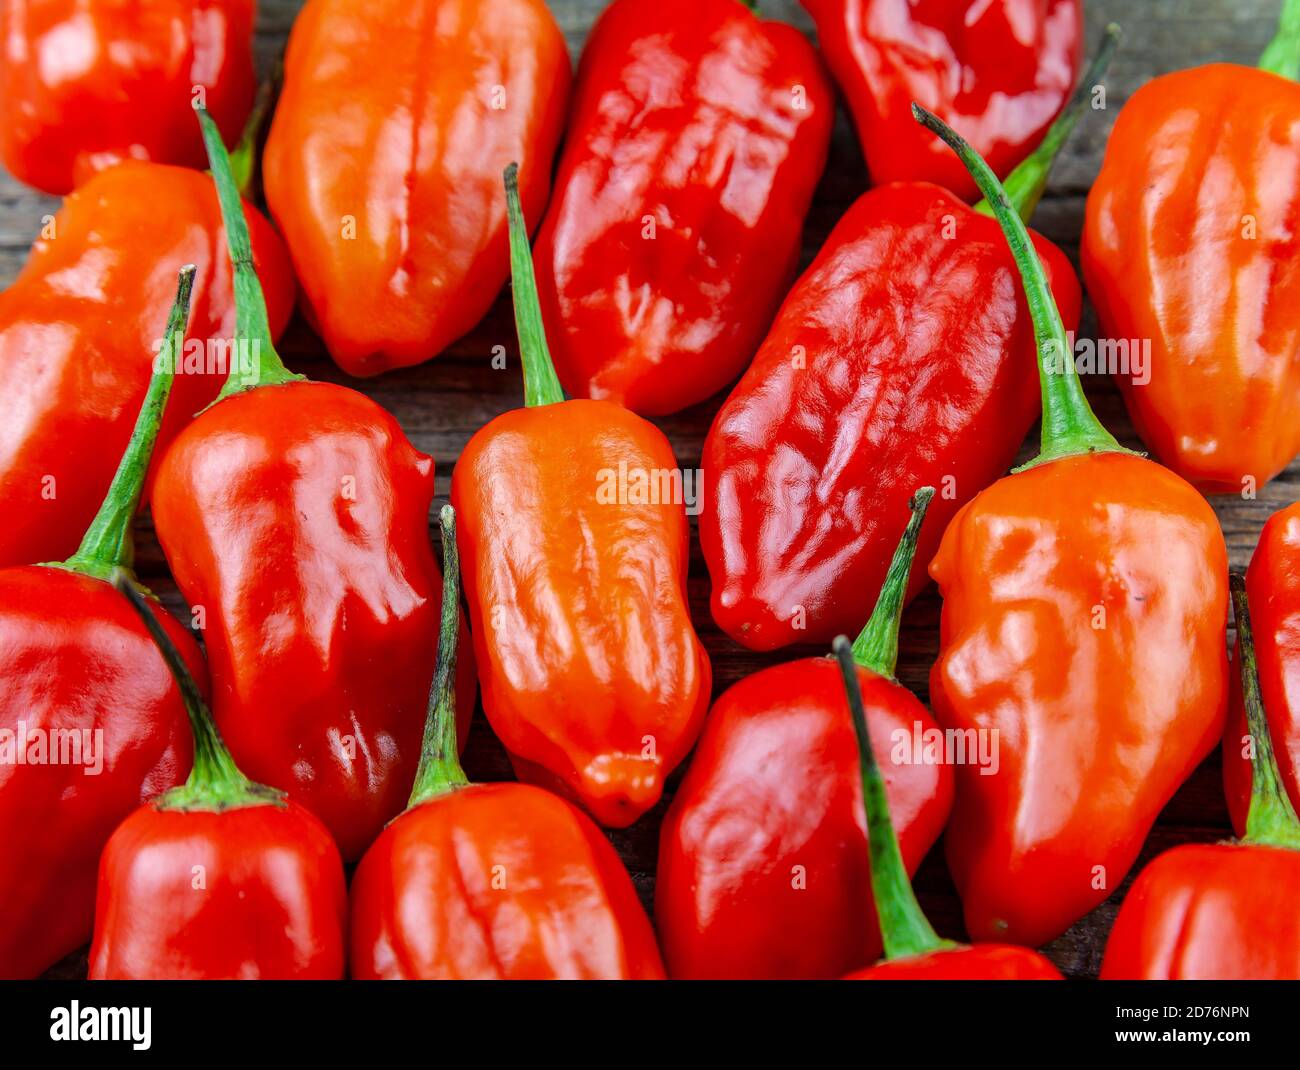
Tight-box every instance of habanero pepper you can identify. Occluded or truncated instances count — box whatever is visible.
[1100,575,1300,980]
[0,157,294,569]
[1224,502,1300,835]
[0,269,199,980]
[351,508,665,980]
[150,109,477,862]
[450,165,710,828]
[700,29,1117,652]
[0,0,257,195]
[262,0,572,376]
[801,0,1082,202]
[1082,0,1300,493]
[917,104,1228,948]
[531,0,834,416]
[91,574,346,980]
[656,489,953,980]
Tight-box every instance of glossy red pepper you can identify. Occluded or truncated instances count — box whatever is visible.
[1225,502,1300,834]
[657,490,952,979]
[917,105,1228,948]
[150,110,476,862]
[0,270,200,979]
[351,508,666,980]
[90,574,347,980]
[451,166,710,828]
[1100,575,1300,980]
[699,32,1117,652]
[0,159,294,569]
[262,0,571,375]
[0,0,257,194]
[531,0,834,415]
[801,0,1082,201]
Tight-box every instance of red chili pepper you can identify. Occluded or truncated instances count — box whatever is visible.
[0,0,257,194]
[450,165,710,828]
[0,158,294,569]
[1100,575,1300,980]
[262,0,572,376]
[657,490,952,979]
[150,109,477,862]
[1082,2,1300,493]
[700,30,1116,652]
[0,269,200,979]
[832,635,1061,980]
[90,573,347,980]
[351,508,665,980]
[916,104,1228,948]
[801,0,1082,201]
[1224,502,1300,835]
[531,0,834,415]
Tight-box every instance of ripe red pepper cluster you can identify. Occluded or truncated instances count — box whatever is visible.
[0,0,1298,982]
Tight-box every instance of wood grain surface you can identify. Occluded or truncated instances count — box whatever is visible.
[8,0,1295,980]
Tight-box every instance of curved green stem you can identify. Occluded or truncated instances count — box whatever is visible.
[1260,0,1300,80]
[408,506,470,807]
[1232,573,1300,850]
[112,570,283,812]
[196,104,303,403]
[914,103,1131,470]
[229,69,278,198]
[503,163,565,408]
[977,23,1121,222]
[833,636,951,961]
[852,487,934,679]
[737,0,759,12]
[56,266,195,580]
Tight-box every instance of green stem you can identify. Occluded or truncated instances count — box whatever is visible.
[737,0,759,12]
[976,23,1121,222]
[112,570,283,812]
[503,163,565,408]
[56,266,195,580]
[196,105,303,402]
[1232,573,1300,850]
[851,487,934,679]
[408,505,470,807]
[1260,0,1300,80]
[833,636,951,960]
[914,103,1132,470]
[229,70,278,198]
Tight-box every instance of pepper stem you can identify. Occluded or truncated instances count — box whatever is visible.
[56,266,195,580]
[1260,0,1300,80]
[833,636,950,961]
[914,103,1132,470]
[978,23,1121,222]
[407,505,471,807]
[196,104,302,403]
[1232,573,1300,850]
[228,69,278,198]
[503,163,565,408]
[851,487,934,678]
[112,570,284,812]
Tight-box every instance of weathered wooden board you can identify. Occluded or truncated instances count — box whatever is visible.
[6,0,1295,979]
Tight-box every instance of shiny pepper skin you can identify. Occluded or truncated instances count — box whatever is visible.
[801,0,1082,201]
[0,0,256,195]
[1083,66,1300,492]
[930,453,1228,947]
[1100,844,1300,980]
[531,0,834,416]
[452,398,710,828]
[152,382,478,861]
[656,658,952,979]
[0,569,196,979]
[262,0,572,376]
[90,799,347,980]
[0,161,294,569]
[351,782,665,980]
[846,944,1062,980]
[701,183,1080,651]
[1224,503,1300,834]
